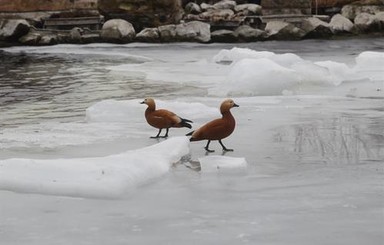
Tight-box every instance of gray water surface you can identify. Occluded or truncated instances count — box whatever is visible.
[0,38,383,245]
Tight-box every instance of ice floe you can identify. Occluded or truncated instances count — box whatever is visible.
[210,47,383,96]
[0,137,190,198]
[198,155,247,172]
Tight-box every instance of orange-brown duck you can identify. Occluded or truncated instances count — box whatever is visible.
[141,98,192,138]
[187,99,239,152]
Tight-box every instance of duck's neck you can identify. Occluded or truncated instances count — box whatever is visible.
[222,110,234,120]
[146,104,155,111]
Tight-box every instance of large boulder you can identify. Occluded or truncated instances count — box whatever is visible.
[341,4,384,20]
[135,27,160,42]
[234,4,262,16]
[0,19,30,41]
[69,27,82,43]
[354,12,380,32]
[18,30,41,45]
[329,13,355,33]
[199,9,235,21]
[211,29,237,42]
[175,21,211,42]
[213,0,237,10]
[158,24,177,42]
[200,3,214,12]
[301,17,333,39]
[233,25,265,42]
[158,21,210,42]
[375,11,384,27]
[39,34,58,45]
[100,19,135,43]
[185,2,202,14]
[265,21,306,40]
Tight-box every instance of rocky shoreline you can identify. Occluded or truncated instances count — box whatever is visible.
[1,1,384,46]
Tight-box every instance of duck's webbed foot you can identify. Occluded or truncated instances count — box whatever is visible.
[219,140,233,152]
[150,129,162,138]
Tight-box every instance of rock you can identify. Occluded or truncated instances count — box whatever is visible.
[81,33,101,44]
[185,2,202,14]
[184,14,201,21]
[158,21,211,43]
[213,0,237,10]
[211,29,237,42]
[301,17,333,39]
[18,30,41,45]
[158,24,177,42]
[100,19,135,43]
[175,21,211,42]
[199,9,235,21]
[39,34,58,45]
[0,19,30,41]
[341,4,384,20]
[136,28,160,42]
[234,4,262,16]
[98,0,183,29]
[69,27,82,43]
[354,12,380,32]
[265,21,305,40]
[200,3,214,12]
[329,14,355,34]
[375,11,384,28]
[234,25,265,42]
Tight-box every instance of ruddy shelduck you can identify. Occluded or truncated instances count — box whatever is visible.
[187,99,239,152]
[141,98,192,138]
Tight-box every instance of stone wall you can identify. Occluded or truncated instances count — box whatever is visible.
[312,0,356,8]
[261,0,312,15]
[0,0,97,12]
[98,0,183,30]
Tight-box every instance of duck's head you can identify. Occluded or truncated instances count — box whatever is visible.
[140,97,156,109]
[220,99,239,113]
[140,97,155,105]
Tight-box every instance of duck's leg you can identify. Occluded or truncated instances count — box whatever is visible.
[219,140,233,152]
[161,128,169,138]
[151,129,162,138]
[204,140,215,152]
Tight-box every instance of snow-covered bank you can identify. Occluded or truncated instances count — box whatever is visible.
[0,137,189,198]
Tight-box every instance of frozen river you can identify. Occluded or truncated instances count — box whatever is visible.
[0,38,383,245]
